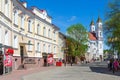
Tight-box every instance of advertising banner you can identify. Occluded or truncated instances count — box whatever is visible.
[4,55,12,67]
[47,54,54,64]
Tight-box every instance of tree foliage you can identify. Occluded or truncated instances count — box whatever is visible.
[66,24,88,57]
[104,0,120,54]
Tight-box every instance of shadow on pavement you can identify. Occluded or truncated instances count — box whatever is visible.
[89,66,120,76]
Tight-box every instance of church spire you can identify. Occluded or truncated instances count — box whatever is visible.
[97,16,102,23]
[90,20,95,32]
[90,20,94,26]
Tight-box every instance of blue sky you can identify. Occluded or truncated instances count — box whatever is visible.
[25,0,110,49]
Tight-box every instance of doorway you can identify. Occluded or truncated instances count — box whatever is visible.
[20,46,24,64]
[0,54,3,75]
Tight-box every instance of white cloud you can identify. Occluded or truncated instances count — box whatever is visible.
[67,16,77,22]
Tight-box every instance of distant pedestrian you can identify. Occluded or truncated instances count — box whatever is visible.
[113,59,119,71]
[109,59,113,71]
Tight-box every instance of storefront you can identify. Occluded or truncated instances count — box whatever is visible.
[0,44,3,75]
[0,50,3,75]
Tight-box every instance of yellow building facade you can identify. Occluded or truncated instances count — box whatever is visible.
[0,0,62,70]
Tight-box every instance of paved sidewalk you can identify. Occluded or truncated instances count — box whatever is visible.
[23,65,120,80]
[0,66,55,80]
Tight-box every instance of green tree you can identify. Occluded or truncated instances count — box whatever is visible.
[104,0,120,54]
[66,24,88,57]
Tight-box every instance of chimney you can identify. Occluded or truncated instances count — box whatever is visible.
[22,2,27,8]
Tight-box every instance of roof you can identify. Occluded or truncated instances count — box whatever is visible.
[88,32,97,40]
[90,20,94,26]
[97,16,102,23]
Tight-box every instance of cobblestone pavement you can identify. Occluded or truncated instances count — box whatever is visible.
[23,62,120,80]
[0,66,55,80]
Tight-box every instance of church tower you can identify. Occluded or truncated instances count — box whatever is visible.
[96,16,103,60]
[90,20,95,33]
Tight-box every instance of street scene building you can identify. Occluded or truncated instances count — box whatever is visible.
[0,0,65,74]
[86,17,103,62]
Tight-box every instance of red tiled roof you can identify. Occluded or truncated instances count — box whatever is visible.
[88,32,97,40]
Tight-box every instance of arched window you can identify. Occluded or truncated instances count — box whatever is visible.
[53,31,56,40]
[5,30,9,45]
[14,10,18,25]
[28,40,32,51]
[5,0,9,17]
[37,24,40,35]
[43,44,46,52]
[28,20,31,32]
[43,27,46,36]
[54,46,56,54]
[48,29,50,38]
[13,35,18,48]
[37,42,40,52]
[48,45,50,53]
[21,15,25,29]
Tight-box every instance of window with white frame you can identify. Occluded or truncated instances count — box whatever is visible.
[21,15,25,29]
[14,10,18,25]
[43,44,46,52]
[48,45,50,53]
[53,31,56,40]
[5,0,9,17]
[54,46,56,54]
[48,29,50,38]
[37,24,40,35]
[5,30,9,45]
[28,20,31,32]
[28,40,32,51]
[13,35,18,48]
[43,27,46,36]
[37,42,40,52]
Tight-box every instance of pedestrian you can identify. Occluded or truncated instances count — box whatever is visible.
[113,59,119,71]
[107,60,110,69]
[109,59,113,71]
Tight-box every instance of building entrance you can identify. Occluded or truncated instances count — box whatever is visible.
[0,53,3,75]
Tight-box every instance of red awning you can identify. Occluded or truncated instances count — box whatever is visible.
[6,48,14,54]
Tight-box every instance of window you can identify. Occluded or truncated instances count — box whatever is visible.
[37,42,40,52]
[21,16,25,29]
[43,27,46,36]
[28,40,32,51]
[100,44,102,49]
[48,45,50,53]
[13,35,18,48]
[5,30,9,45]
[53,31,56,39]
[14,10,18,25]
[43,44,46,52]
[54,46,56,54]
[28,20,31,32]
[37,24,40,35]
[5,0,9,17]
[48,29,50,38]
